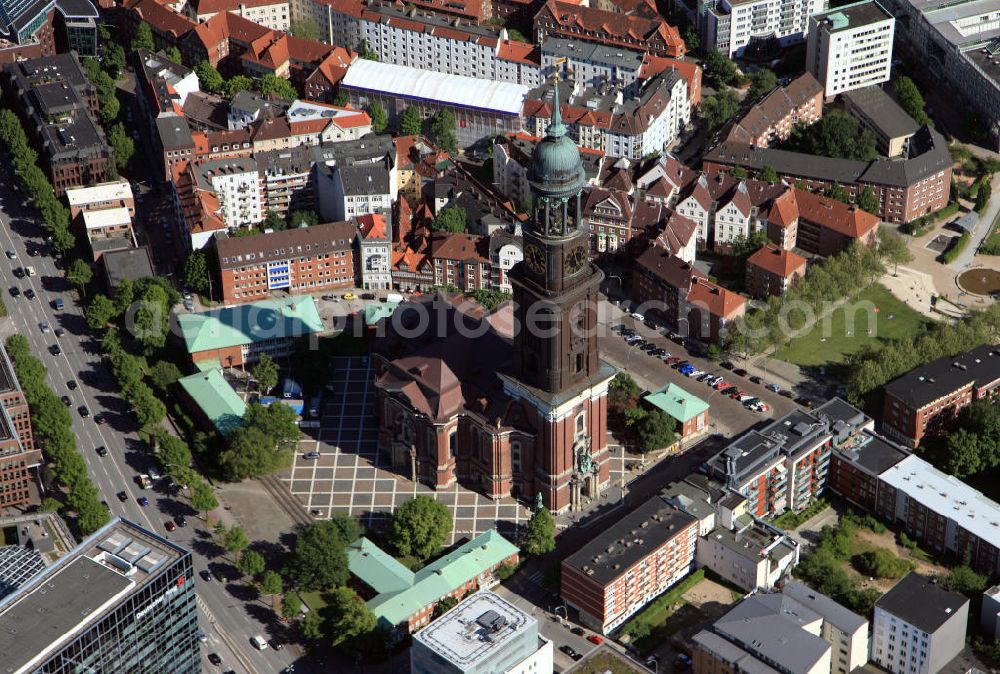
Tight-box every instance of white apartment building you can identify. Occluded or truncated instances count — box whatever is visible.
[871,573,969,674]
[541,38,646,98]
[702,0,828,57]
[783,581,870,674]
[299,0,540,86]
[695,519,799,592]
[807,0,894,97]
[185,0,290,31]
[356,213,392,291]
[320,163,393,222]
[65,180,135,220]
[196,159,263,229]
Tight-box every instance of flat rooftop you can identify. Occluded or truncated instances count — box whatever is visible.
[884,344,1000,409]
[82,207,132,230]
[0,518,186,672]
[834,431,909,476]
[842,86,920,140]
[542,37,644,70]
[709,408,831,482]
[563,494,697,585]
[876,572,968,632]
[413,591,535,667]
[65,180,133,207]
[813,0,893,32]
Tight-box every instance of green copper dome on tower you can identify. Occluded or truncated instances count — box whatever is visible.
[528,78,585,197]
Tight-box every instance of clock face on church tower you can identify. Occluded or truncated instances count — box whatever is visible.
[523,243,546,275]
[563,245,588,275]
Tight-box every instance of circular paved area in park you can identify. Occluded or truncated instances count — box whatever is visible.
[957,268,1000,295]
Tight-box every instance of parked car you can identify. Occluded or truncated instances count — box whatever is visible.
[341,292,357,300]
[714,380,731,391]
[165,521,176,532]
[721,386,739,395]
[560,645,578,658]
[587,635,604,645]
[780,390,794,398]
[750,375,762,384]
[176,515,188,527]
[207,653,222,666]
[665,356,681,365]
[49,344,61,355]
[200,569,214,582]
[39,322,49,333]
[303,451,320,460]
[5,250,15,259]
[755,403,770,413]
[116,491,128,502]
[95,446,108,457]
[8,287,18,297]
[78,405,90,417]
[720,361,735,370]
[137,496,149,507]
[730,389,747,400]
[766,384,781,393]
[733,368,748,377]
[631,312,644,322]
[570,627,585,636]
[24,289,34,300]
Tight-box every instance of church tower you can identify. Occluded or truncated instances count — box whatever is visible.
[503,79,615,513]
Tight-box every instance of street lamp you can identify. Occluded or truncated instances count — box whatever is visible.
[554,604,567,624]
[645,657,659,674]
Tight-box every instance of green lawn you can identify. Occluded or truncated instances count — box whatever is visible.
[774,284,929,366]
[576,652,645,674]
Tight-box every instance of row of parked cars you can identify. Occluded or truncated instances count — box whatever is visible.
[671,364,769,413]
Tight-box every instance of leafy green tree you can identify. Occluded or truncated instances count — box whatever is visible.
[92,69,120,122]
[400,105,423,135]
[130,283,171,354]
[327,587,377,648]
[389,495,452,560]
[226,75,254,98]
[938,564,988,597]
[261,570,283,597]
[263,209,287,231]
[703,50,741,86]
[257,74,297,101]
[149,361,183,391]
[435,595,459,616]
[786,112,876,161]
[183,249,210,294]
[165,46,182,65]
[760,165,779,184]
[238,549,266,577]
[300,608,324,639]
[157,433,193,474]
[522,506,555,556]
[289,18,320,40]
[823,182,849,202]
[431,206,467,233]
[877,228,912,276]
[359,40,379,61]
[683,25,700,52]
[429,110,458,154]
[66,259,93,297]
[245,401,301,453]
[190,478,218,516]
[857,187,880,214]
[281,592,302,619]
[223,526,249,559]
[701,89,740,131]
[747,68,777,101]
[892,76,930,126]
[852,548,913,579]
[945,428,983,478]
[252,354,279,394]
[219,427,277,481]
[635,409,676,452]
[332,91,350,107]
[113,278,135,316]
[103,43,127,79]
[287,209,319,227]
[194,61,225,93]
[367,102,388,133]
[132,387,167,428]
[976,180,992,214]
[132,22,155,52]
[609,372,641,418]
[40,496,61,512]
[108,123,134,171]
[285,519,356,590]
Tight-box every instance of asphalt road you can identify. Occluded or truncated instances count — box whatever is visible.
[0,184,297,673]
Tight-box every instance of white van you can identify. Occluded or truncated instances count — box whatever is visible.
[385,293,404,304]
[250,635,268,650]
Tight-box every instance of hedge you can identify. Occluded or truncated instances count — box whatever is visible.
[941,231,970,264]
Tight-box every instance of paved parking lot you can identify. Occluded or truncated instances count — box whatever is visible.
[284,357,531,544]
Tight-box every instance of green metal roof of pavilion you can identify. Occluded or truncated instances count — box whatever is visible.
[364,302,399,326]
[177,369,247,437]
[351,529,518,629]
[177,296,324,354]
[347,537,414,595]
[645,383,709,423]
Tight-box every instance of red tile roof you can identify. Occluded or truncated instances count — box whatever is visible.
[357,213,388,240]
[687,278,745,319]
[747,243,807,279]
[767,189,798,227]
[536,0,685,57]
[792,188,879,238]
[639,55,702,104]
[126,0,197,38]
[497,40,540,66]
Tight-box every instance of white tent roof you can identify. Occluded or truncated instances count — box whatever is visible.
[341,59,529,116]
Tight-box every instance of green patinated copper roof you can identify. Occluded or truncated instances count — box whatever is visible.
[177,369,247,437]
[349,529,518,629]
[177,296,324,354]
[645,383,710,423]
[364,302,399,326]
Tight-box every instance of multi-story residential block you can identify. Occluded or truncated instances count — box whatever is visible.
[828,428,907,515]
[782,581,870,674]
[411,591,553,674]
[0,518,199,673]
[303,47,355,103]
[881,344,1000,447]
[308,0,540,85]
[0,345,36,510]
[66,180,136,221]
[212,221,356,304]
[807,1,894,97]
[255,146,314,217]
[227,90,287,130]
[285,99,372,144]
[697,518,799,591]
[746,243,807,299]
[347,530,519,634]
[561,494,699,634]
[842,86,920,158]
[341,58,529,148]
[3,52,112,196]
[707,408,836,517]
[672,173,787,248]
[632,247,745,344]
[192,157,263,229]
[134,48,200,136]
[703,126,953,224]
[54,0,99,58]
[83,208,137,261]
[694,583,868,674]
[155,116,197,184]
[877,0,1000,151]
[324,162,393,222]
[177,295,325,366]
[871,573,969,674]
[429,232,491,292]
[183,0,290,31]
[541,38,646,98]
[487,228,522,294]
[356,213,391,291]
[793,188,879,255]
[726,72,824,147]
[583,188,633,256]
[700,0,827,58]
[123,0,197,54]
[534,0,686,57]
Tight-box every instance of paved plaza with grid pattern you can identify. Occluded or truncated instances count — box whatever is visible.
[284,357,532,545]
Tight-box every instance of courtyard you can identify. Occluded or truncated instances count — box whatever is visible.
[284,356,532,545]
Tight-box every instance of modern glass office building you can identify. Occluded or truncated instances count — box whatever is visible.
[0,517,200,674]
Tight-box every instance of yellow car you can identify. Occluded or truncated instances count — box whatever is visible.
[341,292,357,300]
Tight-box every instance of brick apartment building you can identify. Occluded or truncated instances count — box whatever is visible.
[561,495,698,634]
[703,126,952,224]
[726,72,824,147]
[881,344,1000,447]
[3,53,113,196]
[0,345,37,510]
[745,244,807,300]
[212,220,357,304]
[534,0,686,58]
